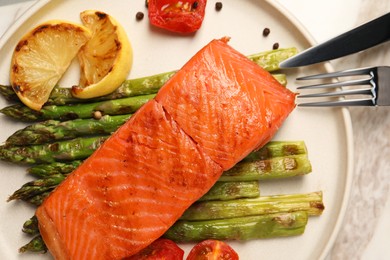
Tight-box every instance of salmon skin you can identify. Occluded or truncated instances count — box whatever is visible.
[36,37,296,259]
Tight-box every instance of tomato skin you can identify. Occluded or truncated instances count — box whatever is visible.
[186,240,239,260]
[125,238,184,260]
[148,0,207,34]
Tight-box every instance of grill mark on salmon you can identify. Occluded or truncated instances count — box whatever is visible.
[36,38,296,259]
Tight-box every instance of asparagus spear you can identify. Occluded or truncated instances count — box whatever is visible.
[241,141,308,161]
[1,138,307,166]
[7,175,64,202]
[247,48,298,72]
[15,153,312,205]
[28,161,83,177]
[1,48,297,105]
[180,191,324,221]
[164,211,308,242]
[220,154,312,182]
[20,210,306,253]
[27,191,52,206]
[20,154,310,205]
[22,215,39,235]
[19,235,47,253]
[22,192,320,236]
[24,142,309,178]
[199,181,259,202]
[0,71,174,105]
[17,178,260,206]
[5,114,131,146]
[0,94,154,122]
[0,136,107,164]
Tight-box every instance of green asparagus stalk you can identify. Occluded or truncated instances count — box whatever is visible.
[220,154,312,182]
[27,191,52,206]
[164,211,308,242]
[22,192,320,236]
[271,73,287,86]
[27,153,311,181]
[23,141,309,177]
[22,216,39,235]
[198,181,259,202]
[5,114,131,146]
[28,161,83,177]
[19,235,47,253]
[21,154,311,204]
[0,94,154,122]
[7,174,65,202]
[16,154,312,205]
[241,141,308,161]
[180,191,324,221]
[1,139,306,166]
[18,179,260,206]
[247,48,298,72]
[20,210,306,253]
[1,48,297,105]
[0,71,174,105]
[0,136,107,164]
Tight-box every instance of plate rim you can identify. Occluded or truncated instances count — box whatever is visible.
[0,0,354,259]
[0,0,51,47]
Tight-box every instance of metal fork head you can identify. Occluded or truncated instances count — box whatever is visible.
[296,66,390,107]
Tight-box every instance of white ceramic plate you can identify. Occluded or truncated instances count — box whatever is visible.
[0,0,353,259]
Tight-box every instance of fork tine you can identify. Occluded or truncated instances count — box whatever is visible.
[297,66,374,80]
[298,87,374,98]
[297,77,373,89]
[298,98,375,107]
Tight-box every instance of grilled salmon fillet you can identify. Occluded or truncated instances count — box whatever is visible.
[36,37,296,259]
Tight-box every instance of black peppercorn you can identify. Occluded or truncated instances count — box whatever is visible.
[192,1,198,9]
[263,28,270,37]
[215,2,223,11]
[136,12,144,21]
[273,42,279,50]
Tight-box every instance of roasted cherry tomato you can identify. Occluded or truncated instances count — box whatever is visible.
[148,0,207,34]
[186,240,239,260]
[125,238,184,260]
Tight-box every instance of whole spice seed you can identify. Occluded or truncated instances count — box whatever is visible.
[136,12,144,21]
[192,1,198,9]
[93,111,103,120]
[263,28,270,37]
[215,2,223,11]
[273,42,280,50]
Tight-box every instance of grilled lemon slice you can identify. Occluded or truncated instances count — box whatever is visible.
[10,20,91,110]
[72,10,133,99]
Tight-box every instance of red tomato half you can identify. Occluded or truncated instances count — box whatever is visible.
[186,240,239,260]
[125,238,184,260]
[148,0,207,34]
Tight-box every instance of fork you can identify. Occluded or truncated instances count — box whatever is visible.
[296,66,390,106]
